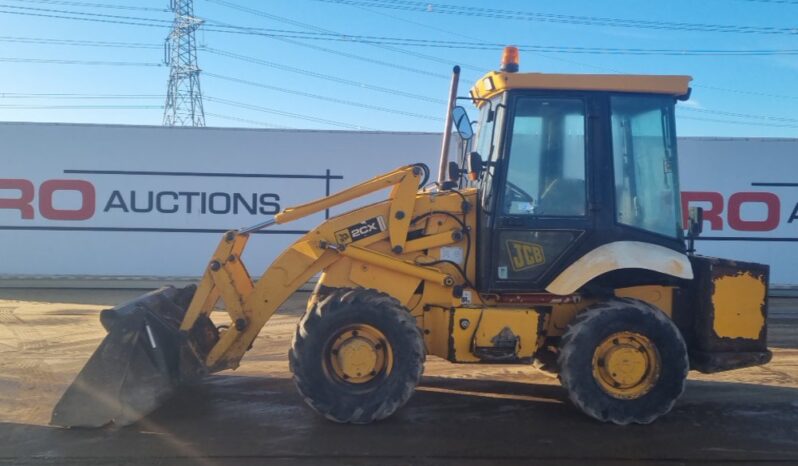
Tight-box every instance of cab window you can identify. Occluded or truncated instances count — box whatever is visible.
[503,97,586,216]
[610,95,681,238]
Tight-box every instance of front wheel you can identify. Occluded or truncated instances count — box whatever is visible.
[289,288,425,424]
[558,298,689,425]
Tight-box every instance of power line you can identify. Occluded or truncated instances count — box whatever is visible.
[265,35,453,79]
[0,0,462,75]
[205,0,479,76]
[347,2,651,81]
[0,90,374,129]
[0,0,456,76]
[4,48,796,124]
[678,115,798,129]
[7,61,793,130]
[201,25,798,55]
[692,84,798,101]
[3,0,170,12]
[6,16,798,56]
[252,36,452,79]
[348,2,798,122]
[0,35,161,49]
[0,3,173,25]
[0,93,163,99]
[204,96,376,130]
[202,21,798,55]
[314,0,798,36]
[302,1,798,101]
[204,73,442,121]
[344,2,504,77]
[204,47,446,104]
[5,4,795,57]
[204,23,798,55]
[680,106,798,123]
[731,0,798,5]
[207,21,451,80]
[205,22,483,68]
[0,7,171,28]
[0,9,451,111]
[205,112,294,129]
[0,104,162,109]
[0,57,162,66]
[2,0,794,131]
[352,3,631,74]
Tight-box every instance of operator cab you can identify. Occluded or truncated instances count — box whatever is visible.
[452,47,692,293]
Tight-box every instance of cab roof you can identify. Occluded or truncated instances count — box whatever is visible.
[470,71,692,106]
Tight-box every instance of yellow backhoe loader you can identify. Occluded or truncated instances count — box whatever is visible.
[52,47,771,427]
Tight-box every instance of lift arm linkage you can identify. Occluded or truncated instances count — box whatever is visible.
[179,165,425,371]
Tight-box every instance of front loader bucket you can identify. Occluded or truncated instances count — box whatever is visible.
[51,285,213,428]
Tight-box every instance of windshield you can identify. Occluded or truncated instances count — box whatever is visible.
[471,98,503,206]
[472,101,497,164]
[610,94,681,238]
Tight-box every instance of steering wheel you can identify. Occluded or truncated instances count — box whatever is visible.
[505,181,535,213]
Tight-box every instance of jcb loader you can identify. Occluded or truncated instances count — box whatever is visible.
[52,47,771,427]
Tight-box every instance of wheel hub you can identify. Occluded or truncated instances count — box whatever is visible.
[328,325,392,384]
[592,332,660,399]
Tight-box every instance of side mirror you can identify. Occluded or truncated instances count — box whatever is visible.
[686,206,703,255]
[466,151,482,180]
[451,106,473,141]
[689,207,704,237]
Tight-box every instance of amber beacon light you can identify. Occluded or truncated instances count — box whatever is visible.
[500,46,520,73]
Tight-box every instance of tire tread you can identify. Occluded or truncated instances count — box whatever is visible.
[290,288,425,424]
[558,298,689,425]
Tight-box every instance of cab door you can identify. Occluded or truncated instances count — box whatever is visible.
[482,93,599,292]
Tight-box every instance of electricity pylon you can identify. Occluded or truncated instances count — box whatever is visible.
[163,0,205,126]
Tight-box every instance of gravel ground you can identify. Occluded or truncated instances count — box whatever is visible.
[0,288,796,465]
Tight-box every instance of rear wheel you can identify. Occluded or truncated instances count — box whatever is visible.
[558,298,688,425]
[289,288,425,423]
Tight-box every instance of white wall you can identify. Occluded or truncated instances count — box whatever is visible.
[1,122,796,285]
[679,138,798,286]
[0,122,440,280]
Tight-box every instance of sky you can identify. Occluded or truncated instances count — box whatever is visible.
[0,0,797,137]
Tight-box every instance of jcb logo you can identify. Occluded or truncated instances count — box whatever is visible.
[335,230,353,244]
[507,240,545,271]
[334,216,386,245]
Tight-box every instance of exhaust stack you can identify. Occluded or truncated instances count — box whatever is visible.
[437,65,461,185]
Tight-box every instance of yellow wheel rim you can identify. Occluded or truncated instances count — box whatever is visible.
[326,324,393,384]
[592,331,660,400]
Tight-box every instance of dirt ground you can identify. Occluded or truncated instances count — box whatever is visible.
[0,288,796,465]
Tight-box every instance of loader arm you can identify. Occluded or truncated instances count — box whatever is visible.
[180,164,432,372]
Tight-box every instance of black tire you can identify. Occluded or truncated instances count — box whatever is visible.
[289,288,425,424]
[558,298,688,425]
